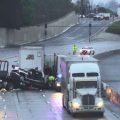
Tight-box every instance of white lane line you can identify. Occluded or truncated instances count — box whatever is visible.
[13,93,23,120]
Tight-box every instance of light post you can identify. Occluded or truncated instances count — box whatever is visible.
[44,23,47,37]
[41,15,47,39]
[80,0,84,17]
[89,23,92,43]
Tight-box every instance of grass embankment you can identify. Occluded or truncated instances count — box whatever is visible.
[106,21,120,35]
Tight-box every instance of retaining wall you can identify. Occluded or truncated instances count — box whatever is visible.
[0,12,78,46]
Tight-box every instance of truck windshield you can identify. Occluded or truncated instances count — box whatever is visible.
[76,81,97,89]
[87,72,98,77]
[72,73,85,77]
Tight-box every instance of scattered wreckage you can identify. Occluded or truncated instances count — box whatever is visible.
[0,60,46,90]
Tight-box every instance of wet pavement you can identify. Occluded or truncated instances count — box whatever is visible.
[0,18,119,120]
[0,90,119,120]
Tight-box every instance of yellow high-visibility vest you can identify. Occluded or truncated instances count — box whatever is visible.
[72,44,77,52]
[48,76,55,81]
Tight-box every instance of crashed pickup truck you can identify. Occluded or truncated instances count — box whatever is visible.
[7,68,45,90]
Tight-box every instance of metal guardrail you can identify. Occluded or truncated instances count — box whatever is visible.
[103,82,120,106]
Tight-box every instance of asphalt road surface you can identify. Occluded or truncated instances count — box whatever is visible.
[0,50,120,120]
[0,90,119,120]
[96,50,120,89]
[29,18,112,47]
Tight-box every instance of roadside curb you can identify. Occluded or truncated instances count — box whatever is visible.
[91,18,120,41]
[9,18,88,46]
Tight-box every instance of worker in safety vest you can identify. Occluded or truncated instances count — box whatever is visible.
[48,75,55,88]
[72,44,77,55]
[48,75,55,82]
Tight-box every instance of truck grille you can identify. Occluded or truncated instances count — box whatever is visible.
[82,94,95,105]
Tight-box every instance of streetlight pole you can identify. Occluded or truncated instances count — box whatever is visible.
[89,23,91,43]
[41,15,47,39]
[44,23,47,38]
[80,0,84,17]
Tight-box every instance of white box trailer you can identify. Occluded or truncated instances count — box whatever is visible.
[2,46,44,73]
[60,55,104,116]
[19,46,44,70]
[98,13,110,20]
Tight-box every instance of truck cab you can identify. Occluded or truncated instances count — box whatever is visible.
[61,55,104,116]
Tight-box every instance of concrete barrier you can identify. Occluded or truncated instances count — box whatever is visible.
[0,11,78,46]
[95,50,120,107]
[105,85,120,106]
[0,29,8,47]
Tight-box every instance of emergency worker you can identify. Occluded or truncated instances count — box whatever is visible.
[35,67,44,80]
[44,65,52,75]
[72,44,77,55]
[48,74,55,88]
[12,65,15,70]
[44,64,52,83]
[48,75,55,82]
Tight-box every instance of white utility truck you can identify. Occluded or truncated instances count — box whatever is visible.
[61,55,104,116]
[100,13,110,20]
[93,13,110,20]
[1,46,44,73]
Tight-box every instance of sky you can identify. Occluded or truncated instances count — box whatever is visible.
[72,0,120,5]
[91,0,120,5]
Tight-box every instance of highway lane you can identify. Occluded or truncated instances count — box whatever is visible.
[0,90,119,120]
[96,50,120,81]
[0,41,119,120]
[29,18,112,47]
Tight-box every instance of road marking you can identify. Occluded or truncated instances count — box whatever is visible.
[14,92,23,120]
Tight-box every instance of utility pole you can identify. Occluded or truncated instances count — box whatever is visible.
[80,0,84,17]
[42,15,47,38]
[80,0,90,17]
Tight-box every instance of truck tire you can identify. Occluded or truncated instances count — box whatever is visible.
[6,82,14,90]
[99,112,104,117]
[71,113,76,117]
[66,100,70,114]
[62,95,65,108]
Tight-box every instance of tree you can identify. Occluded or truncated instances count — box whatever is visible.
[74,0,81,14]
[0,0,23,29]
[0,0,74,27]
[33,0,73,25]
[107,0,119,12]
[97,7,107,13]
[20,0,36,26]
